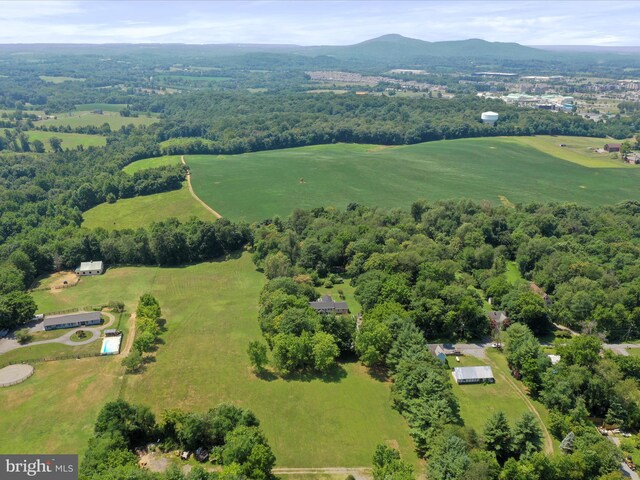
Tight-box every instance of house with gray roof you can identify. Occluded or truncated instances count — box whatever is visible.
[309,295,349,315]
[75,260,104,276]
[452,366,495,384]
[428,344,448,364]
[43,311,102,331]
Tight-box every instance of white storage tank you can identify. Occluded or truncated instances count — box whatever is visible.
[481,111,499,125]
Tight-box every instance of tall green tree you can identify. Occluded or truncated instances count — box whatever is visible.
[483,411,512,464]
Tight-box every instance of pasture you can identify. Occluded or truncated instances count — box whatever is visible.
[26,130,106,151]
[34,111,158,129]
[186,136,640,222]
[8,254,416,467]
[75,103,129,112]
[82,183,214,230]
[123,155,183,174]
[39,75,85,83]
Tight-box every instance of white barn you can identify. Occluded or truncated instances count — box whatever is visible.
[75,260,104,276]
[452,366,495,384]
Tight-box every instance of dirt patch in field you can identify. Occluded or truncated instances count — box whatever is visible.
[367,145,395,152]
[498,195,515,208]
[51,272,78,290]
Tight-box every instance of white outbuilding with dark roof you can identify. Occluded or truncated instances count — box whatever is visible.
[75,260,104,276]
[452,366,495,384]
[43,311,102,331]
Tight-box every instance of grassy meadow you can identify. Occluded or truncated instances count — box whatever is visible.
[123,155,183,174]
[39,75,85,83]
[184,136,640,222]
[82,183,215,230]
[3,254,416,467]
[75,103,129,112]
[35,111,158,129]
[26,130,106,151]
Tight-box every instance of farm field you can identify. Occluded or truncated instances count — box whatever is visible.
[123,154,183,174]
[26,130,106,151]
[8,254,416,468]
[39,75,85,83]
[186,136,640,222]
[82,183,214,230]
[75,103,129,112]
[504,135,632,168]
[35,111,158,129]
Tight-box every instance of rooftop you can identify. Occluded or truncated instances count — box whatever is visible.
[43,311,102,328]
[453,366,494,381]
[77,260,103,271]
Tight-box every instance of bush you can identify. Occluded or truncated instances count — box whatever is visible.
[324,280,333,288]
[108,300,125,313]
[15,328,32,344]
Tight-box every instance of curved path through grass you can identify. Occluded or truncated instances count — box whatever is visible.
[182,155,222,219]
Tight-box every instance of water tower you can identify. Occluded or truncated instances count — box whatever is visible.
[481,111,499,126]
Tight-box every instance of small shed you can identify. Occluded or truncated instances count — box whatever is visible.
[104,329,119,337]
[604,143,621,153]
[452,366,495,384]
[75,260,104,276]
[548,354,561,365]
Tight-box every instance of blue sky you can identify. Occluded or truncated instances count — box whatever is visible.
[0,1,638,46]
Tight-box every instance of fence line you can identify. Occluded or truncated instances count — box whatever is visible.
[0,352,106,370]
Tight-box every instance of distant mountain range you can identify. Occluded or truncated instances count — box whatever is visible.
[2,34,638,71]
[297,34,555,61]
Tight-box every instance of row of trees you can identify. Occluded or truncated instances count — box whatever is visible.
[122,293,164,373]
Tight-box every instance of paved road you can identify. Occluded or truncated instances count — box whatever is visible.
[0,312,116,354]
[609,436,640,479]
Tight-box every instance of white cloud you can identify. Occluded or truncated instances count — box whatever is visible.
[0,1,82,20]
[0,1,637,45]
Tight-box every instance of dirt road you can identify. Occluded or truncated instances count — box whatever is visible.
[181,155,222,219]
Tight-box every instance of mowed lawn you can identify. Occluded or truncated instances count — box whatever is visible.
[82,183,215,230]
[0,357,123,456]
[26,130,106,151]
[450,353,542,432]
[9,255,416,467]
[186,137,640,222]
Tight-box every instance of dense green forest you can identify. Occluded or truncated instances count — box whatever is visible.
[249,202,640,478]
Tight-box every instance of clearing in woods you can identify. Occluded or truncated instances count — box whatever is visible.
[178,136,640,222]
[25,130,106,151]
[3,254,417,468]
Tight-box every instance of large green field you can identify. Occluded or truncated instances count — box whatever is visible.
[26,130,106,151]
[183,137,640,222]
[123,155,183,174]
[82,183,214,230]
[35,111,158,129]
[4,254,416,467]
